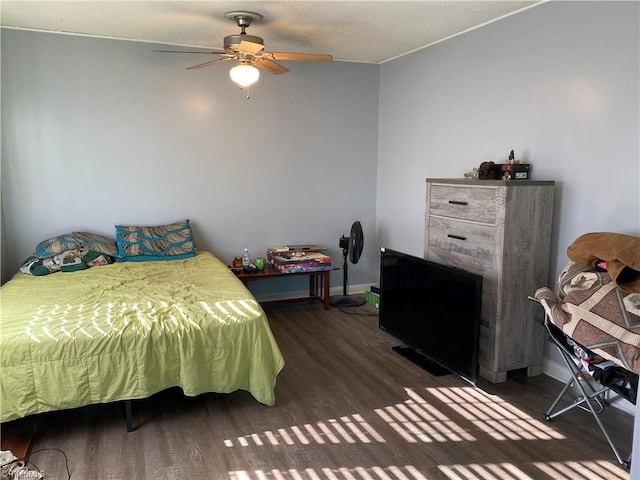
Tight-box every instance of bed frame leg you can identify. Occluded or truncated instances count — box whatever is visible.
[124,400,133,432]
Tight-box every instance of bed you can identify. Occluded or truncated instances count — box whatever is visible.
[1,248,285,425]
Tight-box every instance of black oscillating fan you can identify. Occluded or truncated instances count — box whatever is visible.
[330,221,365,307]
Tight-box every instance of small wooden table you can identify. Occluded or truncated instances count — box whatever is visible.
[235,264,334,310]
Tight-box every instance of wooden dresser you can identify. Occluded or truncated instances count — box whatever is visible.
[424,178,555,383]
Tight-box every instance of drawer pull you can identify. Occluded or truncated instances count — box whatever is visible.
[448,200,468,206]
[447,234,467,241]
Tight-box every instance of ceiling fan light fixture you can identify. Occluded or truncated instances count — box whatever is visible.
[229,63,260,88]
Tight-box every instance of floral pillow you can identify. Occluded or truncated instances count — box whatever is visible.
[36,232,118,258]
[115,219,196,262]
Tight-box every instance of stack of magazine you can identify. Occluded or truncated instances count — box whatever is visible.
[266,245,333,273]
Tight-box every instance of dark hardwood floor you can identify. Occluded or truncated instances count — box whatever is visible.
[3,303,634,479]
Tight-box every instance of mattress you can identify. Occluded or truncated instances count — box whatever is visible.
[0,251,285,422]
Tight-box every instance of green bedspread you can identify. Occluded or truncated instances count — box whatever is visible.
[0,251,285,422]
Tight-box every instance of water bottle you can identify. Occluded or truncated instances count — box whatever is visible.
[242,248,250,268]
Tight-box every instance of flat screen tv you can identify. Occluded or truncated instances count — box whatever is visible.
[378,247,483,384]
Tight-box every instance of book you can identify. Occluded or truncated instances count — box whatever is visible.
[285,244,327,252]
[274,263,334,274]
[269,245,290,253]
[268,251,332,265]
[267,244,327,255]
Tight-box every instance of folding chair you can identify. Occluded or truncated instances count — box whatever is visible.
[542,314,635,469]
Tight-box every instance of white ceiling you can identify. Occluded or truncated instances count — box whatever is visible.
[1,1,542,64]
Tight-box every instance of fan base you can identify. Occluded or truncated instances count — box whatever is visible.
[330,295,366,307]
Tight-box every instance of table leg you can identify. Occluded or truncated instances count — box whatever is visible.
[239,269,332,311]
[323,270,330,310]
[310,273,316,298]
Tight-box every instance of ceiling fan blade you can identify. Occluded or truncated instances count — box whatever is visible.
[186,57,234,70]
[153,49,227,55]
[254,59,289,75]
[268,52,333,63]
[238,40,264,55]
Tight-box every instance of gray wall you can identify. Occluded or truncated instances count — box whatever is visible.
[376,0,639,388]
[1,2,639,375]
[1,29,380,296]
[2,0,640,467]
[377,1,639,267]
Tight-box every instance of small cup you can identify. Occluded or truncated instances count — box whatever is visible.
[254,257,266,271]
[232,256,243,269]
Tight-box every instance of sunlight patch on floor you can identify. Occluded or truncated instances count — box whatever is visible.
[425,386,565,441]
[439,462,536,480]
[220,384,627,480]
[374,398,474,444]
[227,460,628,480]
[439,459,628,480]
[223,413,385,447]
[228,465,428,479]
[374,387,478,444]
[224,385,566,449]
[532,460,628,480]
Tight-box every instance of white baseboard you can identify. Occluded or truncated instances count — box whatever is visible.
[253,283,371,304]
[332,283,370,296]
[542,357,570,383]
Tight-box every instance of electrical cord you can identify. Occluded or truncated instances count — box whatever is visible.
[1,448,71,480]
[28,448,71,480]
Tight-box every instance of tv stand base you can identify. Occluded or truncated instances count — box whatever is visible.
[392,346,451,377]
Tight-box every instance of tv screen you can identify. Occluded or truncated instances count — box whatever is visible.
[378,247,482,384]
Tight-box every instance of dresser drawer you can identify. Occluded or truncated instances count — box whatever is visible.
[427,216,496,262]
[428,185,496,223]
[426,216,497,293]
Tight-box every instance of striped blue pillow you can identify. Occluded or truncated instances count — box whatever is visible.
[115,219,196,262]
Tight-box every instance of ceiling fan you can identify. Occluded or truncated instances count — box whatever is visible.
[154,11,333,88]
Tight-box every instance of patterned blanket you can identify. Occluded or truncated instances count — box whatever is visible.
[536,262,640,374]
[20,249,113,276]
[20,231,118,276]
